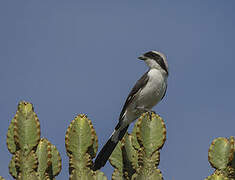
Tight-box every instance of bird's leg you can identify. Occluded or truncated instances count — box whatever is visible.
[136,107,156,120]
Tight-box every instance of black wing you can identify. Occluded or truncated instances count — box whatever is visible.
[118,71,149,121]
[161,84,167,100]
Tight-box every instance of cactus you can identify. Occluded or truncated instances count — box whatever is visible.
[109,112,166,180]
[205,136,235,180]
[6,102,167,179]
[36,138,62,179]
[5,101,235,179]
[6,101,61,180]
[65,114,107,180]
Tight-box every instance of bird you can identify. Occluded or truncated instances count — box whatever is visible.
[93,50,169,170]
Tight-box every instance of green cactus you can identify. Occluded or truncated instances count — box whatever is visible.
[5,102,167,179]
[36,138,62,179]
[65,114,107,180]
[109,112,166,180]
[205,136,235,180]
[6,101,235,180]
[6,101,61,180]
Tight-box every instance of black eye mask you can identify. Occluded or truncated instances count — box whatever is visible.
[144,51,168,74]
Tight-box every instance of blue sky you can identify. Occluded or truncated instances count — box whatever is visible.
[1,1,235,179]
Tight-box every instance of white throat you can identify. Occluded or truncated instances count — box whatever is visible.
[145,59,161,69]
[145,59,168,76]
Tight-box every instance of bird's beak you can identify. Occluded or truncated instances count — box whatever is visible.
[138,55,147,61]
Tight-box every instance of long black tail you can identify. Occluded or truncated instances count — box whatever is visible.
[92,125,129,171]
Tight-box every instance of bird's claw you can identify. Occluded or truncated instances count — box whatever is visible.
[147,110,155,120]
[136,107,156,120]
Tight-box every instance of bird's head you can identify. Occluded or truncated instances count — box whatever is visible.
[138,51,168,76]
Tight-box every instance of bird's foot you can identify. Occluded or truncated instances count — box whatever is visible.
[136,107,155,120]
[147,110,156,120]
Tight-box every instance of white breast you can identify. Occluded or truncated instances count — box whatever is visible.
[121,68,167,127]
[136,68,167,109]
